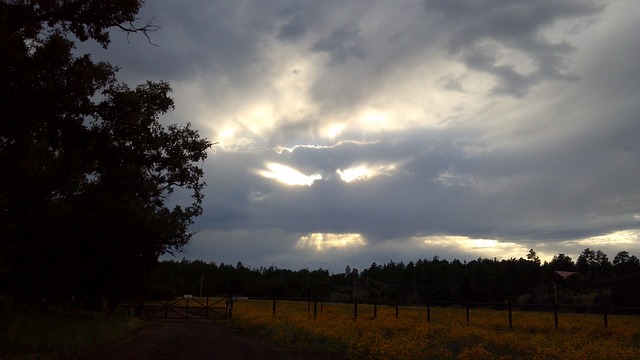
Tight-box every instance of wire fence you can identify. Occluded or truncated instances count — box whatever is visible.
[3,294,638,330]
[243,296,640,329]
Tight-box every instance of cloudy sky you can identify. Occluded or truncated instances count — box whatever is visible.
[85,0,640,272]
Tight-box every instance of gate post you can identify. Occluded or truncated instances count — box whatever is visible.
[164,300,169,318]
[226,297,233,319]
[186,297,190,319]
[205,296,209,319]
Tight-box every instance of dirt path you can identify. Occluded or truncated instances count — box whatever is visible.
[64,319,343,360]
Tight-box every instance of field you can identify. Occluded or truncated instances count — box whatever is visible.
[232,299,640,359]
[0,306,142,359]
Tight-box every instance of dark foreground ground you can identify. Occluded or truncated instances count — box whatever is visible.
[63,319,344,360]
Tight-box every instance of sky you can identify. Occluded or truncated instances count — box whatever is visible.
[83,0,640,273]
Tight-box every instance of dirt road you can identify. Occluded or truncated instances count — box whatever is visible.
[66,319,343,360]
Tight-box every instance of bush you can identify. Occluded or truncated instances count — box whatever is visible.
[149,283,176,301]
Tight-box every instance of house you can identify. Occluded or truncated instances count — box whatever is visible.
[554,271,584,280]
[553,271,585,295]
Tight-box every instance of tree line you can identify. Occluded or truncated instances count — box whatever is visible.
[151,249,640,307]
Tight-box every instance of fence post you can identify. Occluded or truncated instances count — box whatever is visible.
[313,300,317,319]
[374,301,377,319]
[354,297,358,320]
[41,298,46,325]
[508,301,512,329]
[186,297,190,319]
[272,298,276,316]
[320,300,323,314]
[226,297,233,319]
[465,303,470,325]
[395,302,399,319]
[427,302,431,323]
[307,300,311,315]
[603,305,608,328]
[165,300,169,318]
[205,296,209,319]
[553,303,559,329]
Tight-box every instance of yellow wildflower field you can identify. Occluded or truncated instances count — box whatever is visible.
[232,299,640,359]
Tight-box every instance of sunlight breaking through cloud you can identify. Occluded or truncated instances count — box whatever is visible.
[337,166,375,182]
[258,162,322,186]
[561,230,640,247]
[417,235,526,260]
[119,0,640,272]
[296,233,367,252]
[337,163,397,183]
[322,123,347,140]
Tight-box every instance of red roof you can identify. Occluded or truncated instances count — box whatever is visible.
[555,271,583,279]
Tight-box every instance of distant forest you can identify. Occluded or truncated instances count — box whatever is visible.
[150,249,640,307]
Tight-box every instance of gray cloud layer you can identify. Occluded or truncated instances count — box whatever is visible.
[81,0,640,271]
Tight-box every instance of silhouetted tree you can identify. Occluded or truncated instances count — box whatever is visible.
[549,253,575,272]
[611,251,640,306]
[527,249,541,264]
[150,249,640,307]
[1,1,211,305]
[577,248,611,290]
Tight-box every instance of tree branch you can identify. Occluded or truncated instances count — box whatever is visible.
[117,17,162,46]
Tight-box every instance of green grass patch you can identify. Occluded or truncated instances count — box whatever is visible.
[0,306,143,359]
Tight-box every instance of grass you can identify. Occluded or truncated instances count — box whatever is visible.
[0,306,143,360]
[231,299,640,359]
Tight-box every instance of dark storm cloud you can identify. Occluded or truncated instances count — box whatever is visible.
[461,47,535,97]
[424,0,603,96]
[198,99,640,251]
[276,5,310,42]
[311,26,367,65]
[88,0,640,270]
[80,0,281,85]
[201,138,490,240]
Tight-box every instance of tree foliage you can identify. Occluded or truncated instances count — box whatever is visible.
[153,248,640,308]
[1,0,212,305]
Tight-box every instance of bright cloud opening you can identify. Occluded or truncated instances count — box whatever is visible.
[337,163,397,183]
[322,123,347,140]
[220,127,236,139]
[337,166,375,183]
[418,235,527,260]
[258,162,322,186]
[296,233,367,252]
[561,230,640,247]
[358,109,391,131]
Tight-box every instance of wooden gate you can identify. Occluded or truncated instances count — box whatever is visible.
[144,296,230,320]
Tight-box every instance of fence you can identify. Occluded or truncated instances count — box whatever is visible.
[252,297,640,330]
[143,296,231,320]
